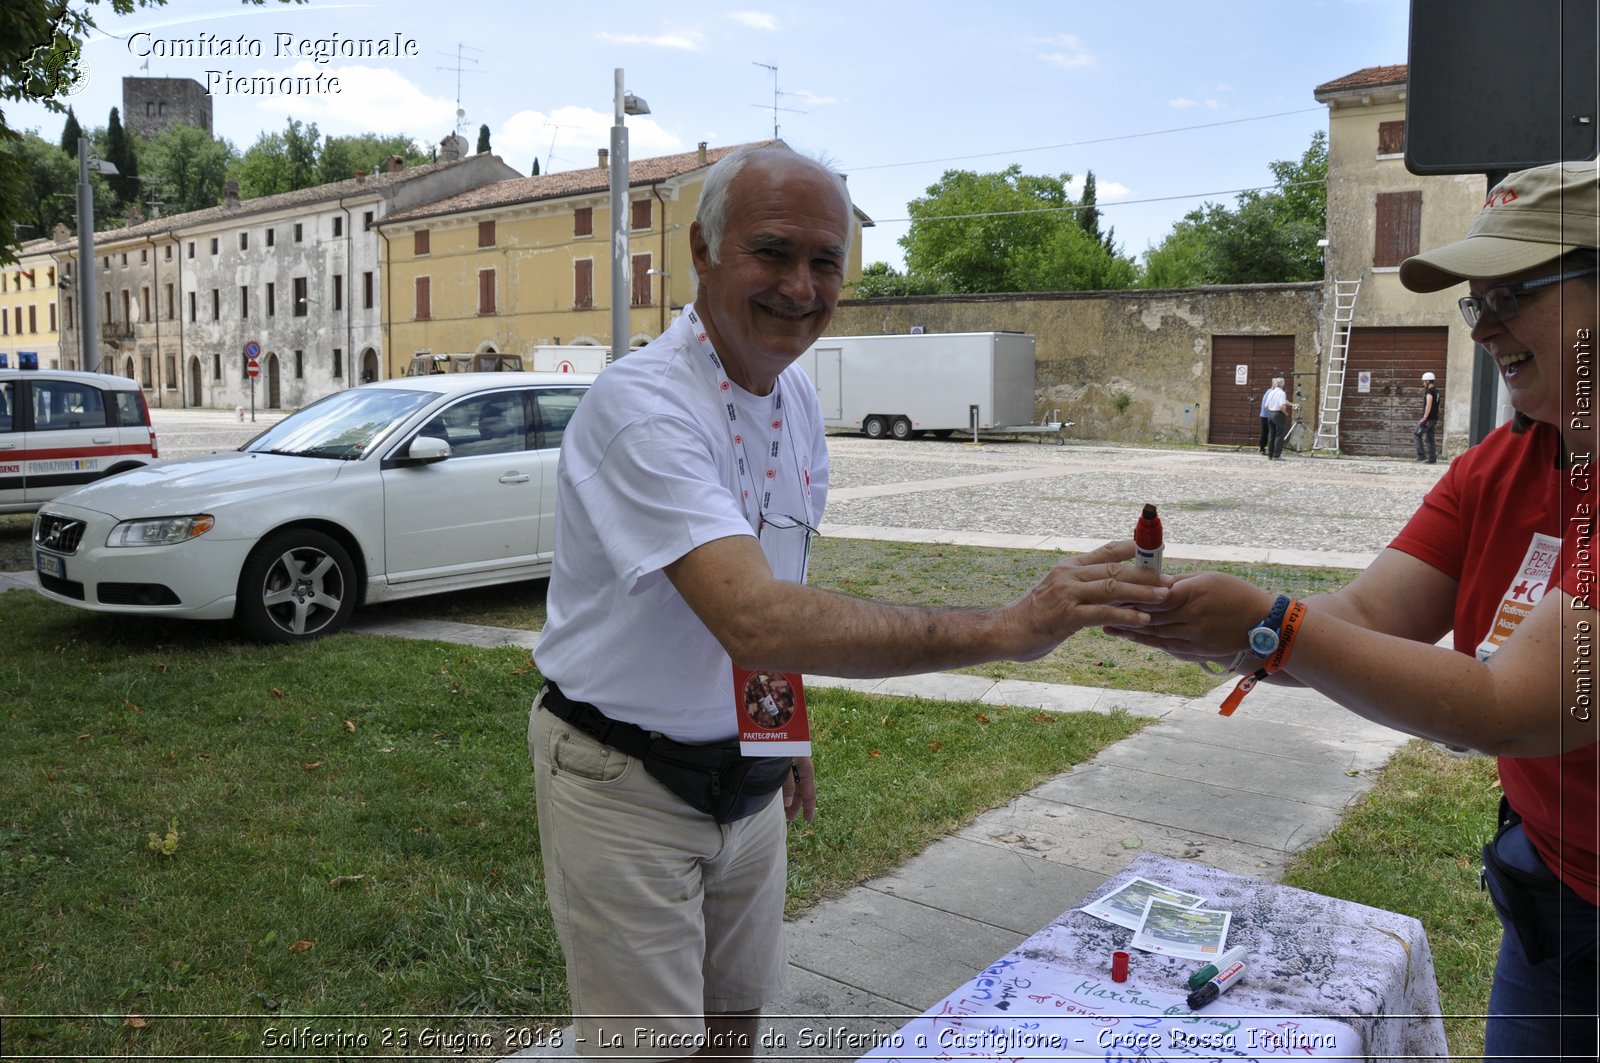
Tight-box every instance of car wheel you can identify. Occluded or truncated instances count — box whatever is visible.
[237,529,356,642]
[863,416,887,439]
[890,417,914,440]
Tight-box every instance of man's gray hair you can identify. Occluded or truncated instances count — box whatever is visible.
[696,144,856,266]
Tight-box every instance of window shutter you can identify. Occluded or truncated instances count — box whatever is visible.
[415,276,430,320]
[1377,120,1406,156]
[632,255,652,306]
[1373,191,1423,267]
[478,269,496,315]
[575,260,593,308]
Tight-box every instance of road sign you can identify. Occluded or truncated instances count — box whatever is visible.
[247,357,260,379]
[244,340,261,359]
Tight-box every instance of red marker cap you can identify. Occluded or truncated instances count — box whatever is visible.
[1111,950,1130,982]
[1134,503,1162,550]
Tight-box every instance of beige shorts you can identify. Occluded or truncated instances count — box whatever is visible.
[529,697,789,1059]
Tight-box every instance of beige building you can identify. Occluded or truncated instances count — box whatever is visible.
[52,151,519,409]
[0,240,63,371]
[1313,64,1484,456]
[377,141,869,379]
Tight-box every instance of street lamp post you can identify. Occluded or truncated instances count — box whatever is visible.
[76,137,118,374]
[610,68,650,363]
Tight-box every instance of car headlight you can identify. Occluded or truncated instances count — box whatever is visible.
[107,515,216,547]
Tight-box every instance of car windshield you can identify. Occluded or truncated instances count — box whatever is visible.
[243,388,439,459]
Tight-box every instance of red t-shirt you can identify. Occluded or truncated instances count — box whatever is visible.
[1389,421,1599,905]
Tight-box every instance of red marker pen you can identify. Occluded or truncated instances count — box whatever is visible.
[1133,503,1163,576]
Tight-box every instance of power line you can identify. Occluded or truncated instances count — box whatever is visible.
[847,107,1323,173]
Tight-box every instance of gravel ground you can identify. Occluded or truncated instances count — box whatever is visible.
[821,433,1445,555]
[146,410,1446,557]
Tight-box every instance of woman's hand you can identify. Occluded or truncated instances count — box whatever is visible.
[1106,571,1277,665]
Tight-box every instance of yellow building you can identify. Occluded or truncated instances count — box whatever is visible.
[0,239,65,371]
[377,141,868,377]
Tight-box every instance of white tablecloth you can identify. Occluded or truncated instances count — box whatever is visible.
[859,853,1449,1062]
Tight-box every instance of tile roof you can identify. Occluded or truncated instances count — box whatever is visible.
[1314,64,1408,97]
[42,154,512,251]
[379,140,778,225]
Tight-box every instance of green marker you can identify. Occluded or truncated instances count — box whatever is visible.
[1186,945,1246,991]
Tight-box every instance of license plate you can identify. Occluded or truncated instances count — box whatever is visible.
[35,551,64,579]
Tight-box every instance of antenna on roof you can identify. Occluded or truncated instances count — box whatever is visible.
[751,61,807,140]
[436,43,484,138]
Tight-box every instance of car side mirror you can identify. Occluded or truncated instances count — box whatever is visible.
[404,435,451,464]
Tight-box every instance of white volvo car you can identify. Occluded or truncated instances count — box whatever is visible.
[32,373,591,642]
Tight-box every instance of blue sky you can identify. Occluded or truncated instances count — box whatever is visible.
[15,0,1412,269]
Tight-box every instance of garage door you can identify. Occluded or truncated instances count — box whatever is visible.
[1208,336,1295,446]
[1339,327,1448,456]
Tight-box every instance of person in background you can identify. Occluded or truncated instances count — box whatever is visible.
[1111,160,1598,1061]
[1263,376,1293,460]
[529,143,1169,1063]
[1257,385,1272,456]
[1415,370,1441,463]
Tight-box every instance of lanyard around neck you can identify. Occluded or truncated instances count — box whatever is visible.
[683,305,813,531]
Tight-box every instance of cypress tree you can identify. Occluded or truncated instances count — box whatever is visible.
[59,107,83,155]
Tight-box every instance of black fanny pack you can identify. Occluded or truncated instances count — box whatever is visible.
[1480,796,1558,965]
[541,681,791,824]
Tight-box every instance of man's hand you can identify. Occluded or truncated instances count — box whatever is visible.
[784,756,816,822]
[1005,540,1171,661]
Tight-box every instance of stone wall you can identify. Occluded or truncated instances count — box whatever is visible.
[830,284,1323,444]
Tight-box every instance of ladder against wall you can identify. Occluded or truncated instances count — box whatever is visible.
[1312,278,1362,454]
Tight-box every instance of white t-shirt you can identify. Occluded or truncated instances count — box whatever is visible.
[1264,386,1288,414]
[534,307,829,743]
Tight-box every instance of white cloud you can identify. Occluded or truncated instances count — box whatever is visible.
[596,29,706,51]
[791,89,841,107]
[1035,34,1095,69]
[242,63,452,147]
[498,105,682,175]
[1169,97,1199,109]
[728,10,779,31]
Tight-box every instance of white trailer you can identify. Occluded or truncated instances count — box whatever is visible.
[797,332,1067,442]
[530,345,612,375]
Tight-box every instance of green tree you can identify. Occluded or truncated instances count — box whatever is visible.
[136,124,237,214]
[58,106,82,155]
[103,106,140,208]
[850,261,942,299]
[1138,130,1328,287]
[900,165,1136,294]
[316,132,426,184]
[231,117,320,197]
[476,123,491,154]
[1,129,77,239]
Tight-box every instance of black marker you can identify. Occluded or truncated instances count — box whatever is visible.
[1186,958,1247,1010]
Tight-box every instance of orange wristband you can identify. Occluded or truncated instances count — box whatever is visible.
[1219,599,1305,716]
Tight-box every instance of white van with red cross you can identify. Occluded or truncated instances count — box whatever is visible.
[0,367,159,514]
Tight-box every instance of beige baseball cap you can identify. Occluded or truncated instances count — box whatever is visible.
[1400,161,1600,292]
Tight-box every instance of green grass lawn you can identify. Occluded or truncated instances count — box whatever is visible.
[0,591,1146,1057]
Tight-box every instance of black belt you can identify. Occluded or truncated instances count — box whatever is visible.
[541,680,665,759]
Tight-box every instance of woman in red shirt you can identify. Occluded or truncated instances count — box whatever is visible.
[1119,161,1598,1061]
